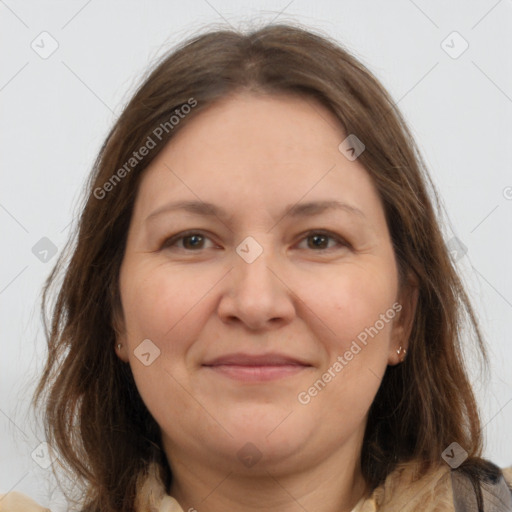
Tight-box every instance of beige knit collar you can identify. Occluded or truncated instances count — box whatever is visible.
[133,460,456,512]
[1,461,510,511]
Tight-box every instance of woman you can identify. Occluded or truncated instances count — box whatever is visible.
[1,23,511,512]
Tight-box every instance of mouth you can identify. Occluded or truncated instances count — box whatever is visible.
[202,353,312,382]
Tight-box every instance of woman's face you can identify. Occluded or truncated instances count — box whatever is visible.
[116,92,416,475]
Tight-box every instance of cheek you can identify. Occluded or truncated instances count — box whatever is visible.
[304,260,398,347]
[119,264,210,423]
[297,263,398,417]
[119,262,214,357]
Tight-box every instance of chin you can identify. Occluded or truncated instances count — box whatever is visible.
[221,413,313,460]
[218,433,309,474]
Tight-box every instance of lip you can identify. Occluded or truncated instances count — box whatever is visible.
[203,352,311,366]
[202,352,312,382]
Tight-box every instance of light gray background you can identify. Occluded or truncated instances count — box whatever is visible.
[1,1,511,509]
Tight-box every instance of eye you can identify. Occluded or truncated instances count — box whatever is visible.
[161,231,217,251]
[160,230,349,252]
[296,231,349,251]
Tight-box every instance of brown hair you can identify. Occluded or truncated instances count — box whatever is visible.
[33,22,487,511]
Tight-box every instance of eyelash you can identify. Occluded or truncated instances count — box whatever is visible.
[160,230,350,253]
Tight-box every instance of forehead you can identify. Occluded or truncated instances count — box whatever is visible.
[131,92,384,226]
[165,91,346,164]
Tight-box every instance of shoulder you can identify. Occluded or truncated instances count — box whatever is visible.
[0,491,51,512]
[359,459,512,512]
[451,460,512,512]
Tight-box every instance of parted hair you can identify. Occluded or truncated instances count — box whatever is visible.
[33,22,488,512]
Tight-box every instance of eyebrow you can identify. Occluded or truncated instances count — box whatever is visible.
[145,199,366,223]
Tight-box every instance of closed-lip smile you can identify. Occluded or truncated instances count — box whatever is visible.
[202,352,312,382]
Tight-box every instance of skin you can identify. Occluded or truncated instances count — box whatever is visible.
[115,92,418,512]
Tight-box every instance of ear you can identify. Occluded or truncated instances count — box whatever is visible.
[388,274,419,366]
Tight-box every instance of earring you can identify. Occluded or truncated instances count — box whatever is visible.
[397,346,407,362]
[117,343,122,350]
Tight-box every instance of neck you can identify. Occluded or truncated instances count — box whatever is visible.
[167,444,368,512]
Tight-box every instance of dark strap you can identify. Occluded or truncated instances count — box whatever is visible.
[451,469,512,512]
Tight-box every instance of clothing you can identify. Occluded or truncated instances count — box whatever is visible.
[1,461,511,511]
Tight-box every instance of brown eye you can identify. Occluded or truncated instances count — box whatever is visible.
[297,231,348,251]
[307,234,330,249]
[161,231,215,251]
[181,234,205,250]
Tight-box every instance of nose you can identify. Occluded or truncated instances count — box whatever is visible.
[217,241,296,331]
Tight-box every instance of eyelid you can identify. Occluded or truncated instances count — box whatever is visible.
[160,229,219,250]
[294,229,351,251]
[160,229,351,253]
